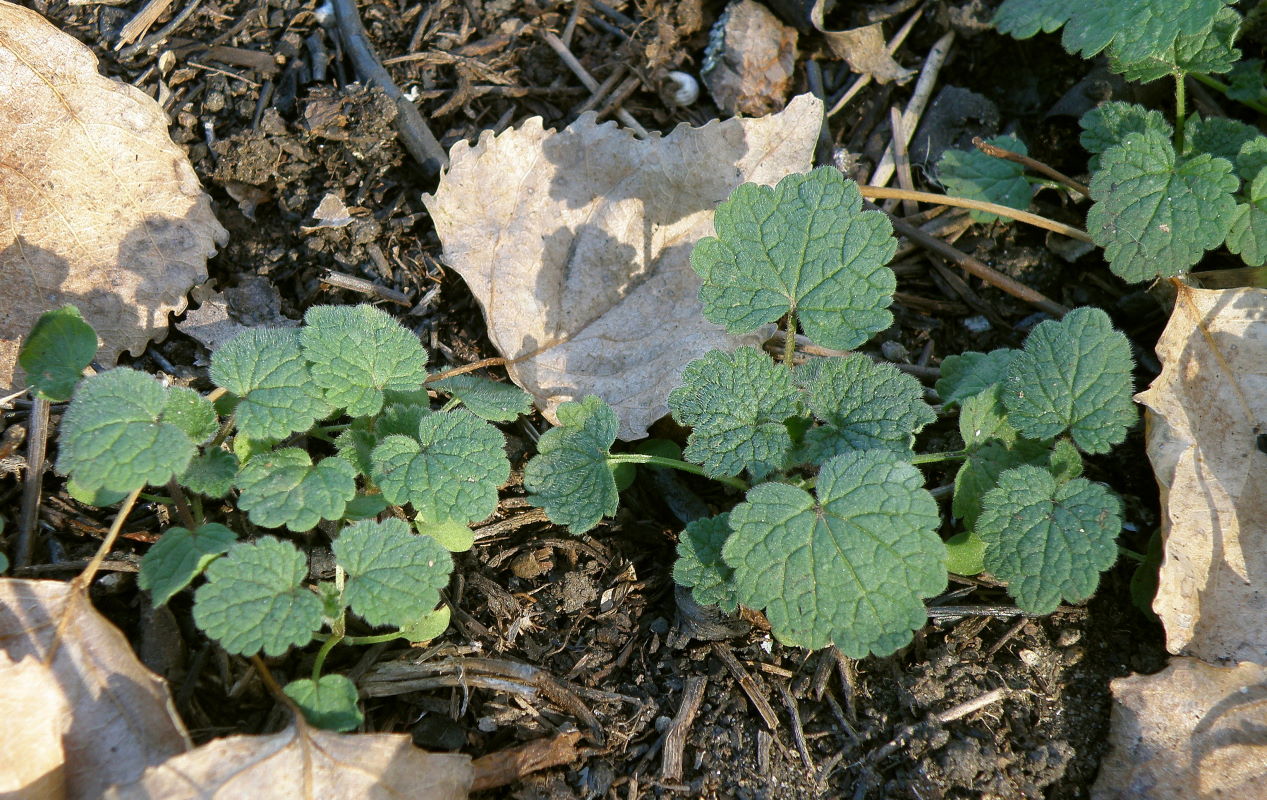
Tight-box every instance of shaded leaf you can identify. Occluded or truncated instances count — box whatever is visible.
[432,373,533,421]
[138,523,236,607]
[937,135,1032,222]
[17,305,96,401]
[283,675,363,732]
[524,395,619,534]
[673,513,738,612]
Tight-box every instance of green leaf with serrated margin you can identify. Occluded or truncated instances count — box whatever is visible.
[1079,102,1170,173]
[723,451,945,655]
[283,675,363,732]
[370,409,508,524]
[1112,6,1240,82]
[524,395,619,534]
[236,449,357,531]
[674,513,738,612]
[1227,168,1267,266]
[954,438,1051,528]
[211,329,331,440]
[992,0,1070,39]
[192,537,323,656]
[138,523,236,606]
[178,449,238,497]
[1183,114,1259,162]
[399,605,451,643]
[936,349,1017,407]
[668,347,800,480]
[162,386,218,444]
[693,167,897,350]
[19,306,96,402]
[1003,307,1135,452]
[958,385,1018,448]
[937,135,1032,222]
[56,369,196,493]
[1049,438,1085,482]
[1061,0,1225,67]
[977,466,1122,614]
[301,305,429,417]
[1087,129,1238,282]
[415,518,475,552]
[797,355,935,462]
[432,374,533,422]
[333,518,452,628]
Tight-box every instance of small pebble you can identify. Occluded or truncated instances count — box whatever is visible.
[962,315,992,334]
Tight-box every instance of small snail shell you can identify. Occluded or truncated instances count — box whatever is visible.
[664,71,700,106]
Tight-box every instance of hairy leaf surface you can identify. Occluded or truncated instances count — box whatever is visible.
[936,349,1017,407]
[797,355,935,462]
[523,396,619,534]
[723,451,945,655]
[693,167,896,350]
[977,466,1122,614]
[192,537,323,656]
[668,347,800,479]
[333,519,452,628]
[1003,308,1136,452]
[432,374,533,421]
[1086,129,1237,282]
[301,305,429,417]
[56,368,196,492]
[1226,168,1267,265]
[673,513,738,612]
[235,449,357,531]
[369,410,508,524]
[211,329,331,440]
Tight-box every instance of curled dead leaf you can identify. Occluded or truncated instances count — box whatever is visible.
[1135,285,1267,662]
[810,3,913,84]
[0,579,190,797]
[0,0,226,391]
[425,94,823,439]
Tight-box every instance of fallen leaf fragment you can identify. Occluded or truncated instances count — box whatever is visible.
[425,94,823,439]
[0,579,190,798]
[0,653,69,799]
[1135,285,1267,661]
[0,0,226,391]
[1092,657,1267,799]
[701,0,799,116]
[809,4,913,85]
[107,722,472,799]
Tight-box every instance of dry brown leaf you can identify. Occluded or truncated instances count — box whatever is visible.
[0,579,190,797]
[0,0,226,391]
[700,0,798,116]
[810,3,914,84]
[424,94,823,439]
[1135,285,1267,662]
[1092,657,1267,799]
[0,653,69,799]
[108,722,473,799]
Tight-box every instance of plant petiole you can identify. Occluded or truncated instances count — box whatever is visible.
[605,453,749,490]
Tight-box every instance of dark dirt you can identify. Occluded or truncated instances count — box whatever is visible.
[11,0,1179,796]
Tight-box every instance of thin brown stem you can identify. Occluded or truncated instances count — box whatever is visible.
[972,136,1091,197]
[861,186,1092,242]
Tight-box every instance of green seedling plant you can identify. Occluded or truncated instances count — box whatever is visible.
[522,167,1136,658]
[22,303,530,731]
[937,0,1267,285]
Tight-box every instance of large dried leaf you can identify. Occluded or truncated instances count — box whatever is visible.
[1092,658,1267,799]
[1136,286,1267,661]
[0,1,226,391]
[0,579,190,797]
[108,722,472,799]
[425,94,822,439]
[0,653,69,798]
